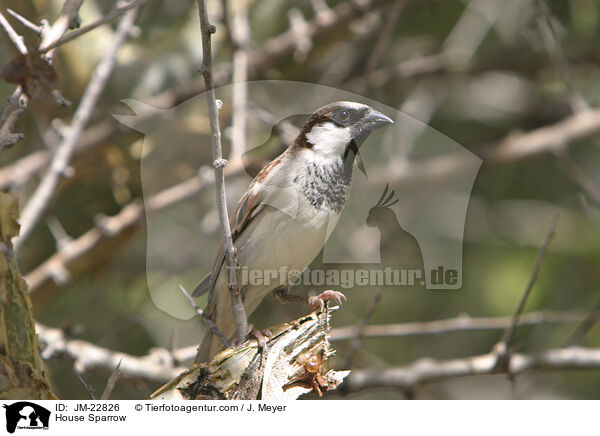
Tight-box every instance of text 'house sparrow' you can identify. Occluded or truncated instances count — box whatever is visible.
[193,101,393,361]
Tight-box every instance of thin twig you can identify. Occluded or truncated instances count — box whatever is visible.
[100,360,121,400]
[494,214,560,368]
[75,371,97,399]
[15,8,139,251]
[344,286,385,367]
[0,1,84,150]
[40,0,156,54]
[0,11,28,55]
[39,0,85,57]
[553,151,600,209]
[563,300,600,347]
[196,0,248,342]
[535,0,589,113]
[362,0,405,81]
[178,285,229,348]
[6,8,43,34]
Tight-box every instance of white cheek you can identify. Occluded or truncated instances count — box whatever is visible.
[306,123,352,157]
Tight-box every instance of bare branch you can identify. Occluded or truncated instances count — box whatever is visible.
[344,286,385,367]
[196,0,248,342]
[0,0,395,190]
[39,0,85,55]
[554,151,600,209]
[15,8,139,251]
[373,108,600,187]
[0,120,117,191]
[0,1,84,150]
[75,371,97,399]
[178,285,229,348]
[24,160,247,295]
[6,9,43,35]
[35,319,600,391]
[343,346,600,394]
[362,0,405,81]
[100,360,122,400]
[330,310,600,341]
[40,0,156,54]
[0,11,28,55]
[496,214,559,357]
[36,323,184,383]
[535,0,589,113]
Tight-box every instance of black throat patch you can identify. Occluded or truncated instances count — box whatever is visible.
[293,157,352,213]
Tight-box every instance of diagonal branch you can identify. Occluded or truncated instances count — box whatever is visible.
[500,214,560,347]
[493,214,559,370]
[39,0,157,54]
[0,11,28,55]
[15,8,139,251]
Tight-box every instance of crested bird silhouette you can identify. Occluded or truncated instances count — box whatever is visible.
[367,184,424,286]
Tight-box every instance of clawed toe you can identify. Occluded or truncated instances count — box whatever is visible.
[237,324,272,349]
[307,290,347,311]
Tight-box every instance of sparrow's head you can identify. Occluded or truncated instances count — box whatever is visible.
[293,101,393,160]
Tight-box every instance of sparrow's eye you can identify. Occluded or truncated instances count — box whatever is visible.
[338,110,350,122]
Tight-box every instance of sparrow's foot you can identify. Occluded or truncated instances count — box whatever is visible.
[273,287,307,305]
[231,323,273,349]
[307,290,347,312]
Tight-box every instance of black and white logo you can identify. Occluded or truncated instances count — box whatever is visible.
[3,402,50,433]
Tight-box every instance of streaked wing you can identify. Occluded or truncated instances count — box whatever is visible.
[191,184,266,297]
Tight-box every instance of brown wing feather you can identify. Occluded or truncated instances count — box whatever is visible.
[191,154,283,298]
[191,186,266,297]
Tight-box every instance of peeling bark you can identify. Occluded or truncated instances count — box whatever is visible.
[0,192,56,399]
[151,305,349,400]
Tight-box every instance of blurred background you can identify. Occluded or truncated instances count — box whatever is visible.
[1,0,600,399]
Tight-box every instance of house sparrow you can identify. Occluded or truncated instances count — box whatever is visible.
[193,101,393,361]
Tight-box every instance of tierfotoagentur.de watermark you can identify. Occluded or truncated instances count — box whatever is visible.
[226,265,459,289]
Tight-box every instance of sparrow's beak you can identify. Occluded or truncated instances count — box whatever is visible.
[361,110,394,132]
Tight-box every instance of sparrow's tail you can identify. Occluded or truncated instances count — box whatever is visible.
[193,294,237,363]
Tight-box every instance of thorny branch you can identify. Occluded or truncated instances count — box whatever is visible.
[0,0,85,149]
[40,0,156,54]
[196,0,248,342]
[0,0,404,191]
[14,8,140,251]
